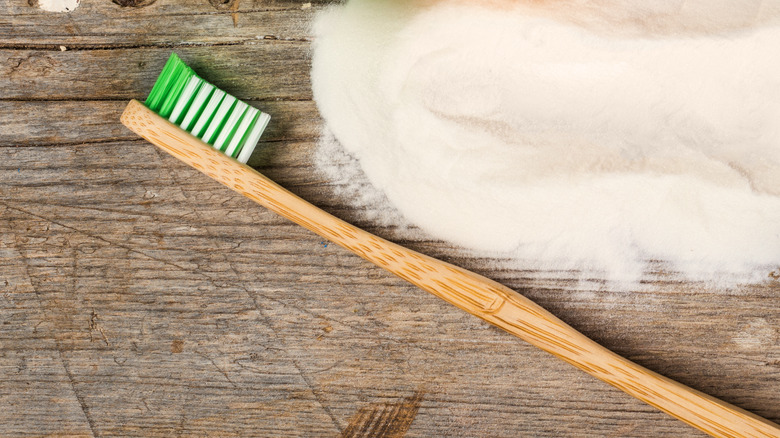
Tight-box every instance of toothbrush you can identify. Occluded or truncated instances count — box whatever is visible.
[121,53,780,438]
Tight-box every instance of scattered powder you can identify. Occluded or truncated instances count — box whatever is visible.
[732,318,777,350]
[36,0,80,13]
[310,0,780,285]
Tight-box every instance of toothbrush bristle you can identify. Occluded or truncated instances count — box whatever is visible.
[144,53,270,164]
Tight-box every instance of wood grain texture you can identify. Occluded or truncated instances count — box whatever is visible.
[121,99,780,437]
[1,1,779,437]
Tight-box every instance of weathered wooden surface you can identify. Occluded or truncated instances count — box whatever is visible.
[1,1,778,437]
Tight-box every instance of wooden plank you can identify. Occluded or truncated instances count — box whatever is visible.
[1,1,778,436]
[0,230,94,437]
[0,0,323,45]
[3,132,779,436]
[0,100,321,146]
[0,45,313,101]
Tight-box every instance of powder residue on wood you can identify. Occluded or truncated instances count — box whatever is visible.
[35,0,80,12]
[311,0,780,284]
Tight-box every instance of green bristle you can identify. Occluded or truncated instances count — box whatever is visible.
[168,76,203,125]
[144,52,270,164]
[213,101,249,152]
[201,94,237,145]
[237,112,271,164]
[145,53,195,113]
[233,113,261,158]
[158,66,196,118]
[225,107,259,158]
[180,82,215,131]
[191,89,225,138]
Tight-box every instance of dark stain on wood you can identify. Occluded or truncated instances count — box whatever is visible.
[171,339,184,354]
[341,391,425,438]
[208,0,236,10]
[206,0,241,26]
[112,0,157,7]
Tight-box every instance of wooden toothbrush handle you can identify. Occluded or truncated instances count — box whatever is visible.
[121,99,780,438]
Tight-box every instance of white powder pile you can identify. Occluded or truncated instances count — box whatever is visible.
[310,0,780,284]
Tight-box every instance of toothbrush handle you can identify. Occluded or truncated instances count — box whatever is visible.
[121,99,780,438]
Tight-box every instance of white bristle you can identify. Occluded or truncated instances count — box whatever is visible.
[224,107,259,158]
[168,76,201,125]
[213,101,248,152]
[164,74,270,161]
[191,88,225,138]
[201,94,236,144]
[236,112,271,164]
[180,81,215,131]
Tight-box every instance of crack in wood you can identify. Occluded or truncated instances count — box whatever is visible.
[0,201,199,275]
[12,228,99,437]
[0,39,310,51]
[196,351,238,388]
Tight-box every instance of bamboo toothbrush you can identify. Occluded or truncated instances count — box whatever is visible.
[121,53,780,438]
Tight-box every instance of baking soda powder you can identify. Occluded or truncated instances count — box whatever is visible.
[311,0,780,284]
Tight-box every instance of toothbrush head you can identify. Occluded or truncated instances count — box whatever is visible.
[144,53,271,164]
